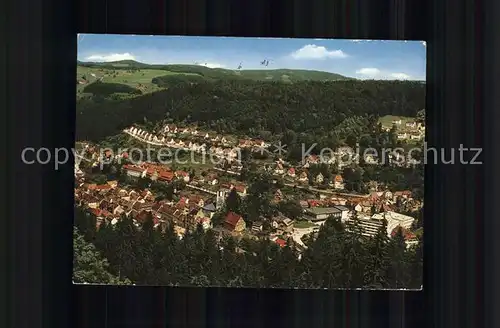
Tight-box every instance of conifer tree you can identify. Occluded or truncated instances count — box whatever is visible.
[386,227,410,288]
[364,219,390,288]
[73,227,131,285]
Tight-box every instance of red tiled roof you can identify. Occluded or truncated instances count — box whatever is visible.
[391,226,417,240]
[158,170,174,181]
[225,212,242,229]
[307,200,322,207]
[101,209,113,218]
[95,184,112,191]
[288,168,295,174]
[234,184,246,193]
[90,208,101,216]
[334,175,343,182]
[275,238,286,247]
[152,202,163,211]
[135,210,151,223]
[87,184,98,190]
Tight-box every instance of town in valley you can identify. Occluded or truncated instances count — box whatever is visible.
[74,35,425,289]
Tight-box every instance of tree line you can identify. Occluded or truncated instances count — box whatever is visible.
[76,79,425,143]
[74,206,422,289]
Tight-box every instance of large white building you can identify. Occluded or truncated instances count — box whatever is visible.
[345,217,384,238]
[371,211,415,237]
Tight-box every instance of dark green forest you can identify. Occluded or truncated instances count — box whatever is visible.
[74,207,423,289]
[83,81,143,96]
[76,79,425,143]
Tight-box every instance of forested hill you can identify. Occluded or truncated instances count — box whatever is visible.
[77,60,351,82]
[76,79,425,143]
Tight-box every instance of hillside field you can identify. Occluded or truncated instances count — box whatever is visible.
[76,60,352,99]
[378,115,416,129]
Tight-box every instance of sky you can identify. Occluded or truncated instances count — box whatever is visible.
[77,34,427,81]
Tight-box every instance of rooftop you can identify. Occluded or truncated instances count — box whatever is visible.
[305,207,341,215]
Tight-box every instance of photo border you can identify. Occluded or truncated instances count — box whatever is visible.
[7,0,494,326]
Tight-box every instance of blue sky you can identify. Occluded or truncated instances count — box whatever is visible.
[77,34,427,80]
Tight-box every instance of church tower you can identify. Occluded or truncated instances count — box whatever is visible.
[216,189,228,210]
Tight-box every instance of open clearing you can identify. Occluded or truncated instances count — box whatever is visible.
[76,66,201,95]
[378,115,415,129]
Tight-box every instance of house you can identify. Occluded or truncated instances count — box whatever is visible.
[224,212,246,232]
[333,175,344,190]
[287,167,296,177]
[174,225,186,239]
[393,190,412,200]
[123,165,146,179]
[304,207,342,222]
[392,119,402,125]
[315,173,324,184]
[274,189,283,202]
[207,177,218,185]
[157,170,174,183]
[298,171,308,183]
[382,190,393,199]
[397,133,408,140]
[202,203,217,214]
[275,238,287,248]
[334,205,350,221]
[282,218,293,227]
[252,221,263,232]
[175,171,190,182]
[189,195,205,207]
[197,217,212,230]
[238,139,252,148]
[405,121,417,128]
[113,205,125,215]
[233,184,247,197]
[274,162,285,175]
[364,154,378,164]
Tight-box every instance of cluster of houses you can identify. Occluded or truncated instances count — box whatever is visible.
[123,126,269,163]
[74,177,297,249]
[388,118,425,141]
[74,178,241,239]
[122,162,190,183]
[76,158,420,250]
[75,121,423,250]
[264,159,346,189]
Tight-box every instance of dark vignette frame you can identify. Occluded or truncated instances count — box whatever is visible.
[5,0,498,326]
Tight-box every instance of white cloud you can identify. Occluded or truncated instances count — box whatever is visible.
[290,44,348,60]
[355,67,381,78]
[356,67,412,80]
[86,53,136,62]
[197,62,226,69]
[390,72,411,80]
